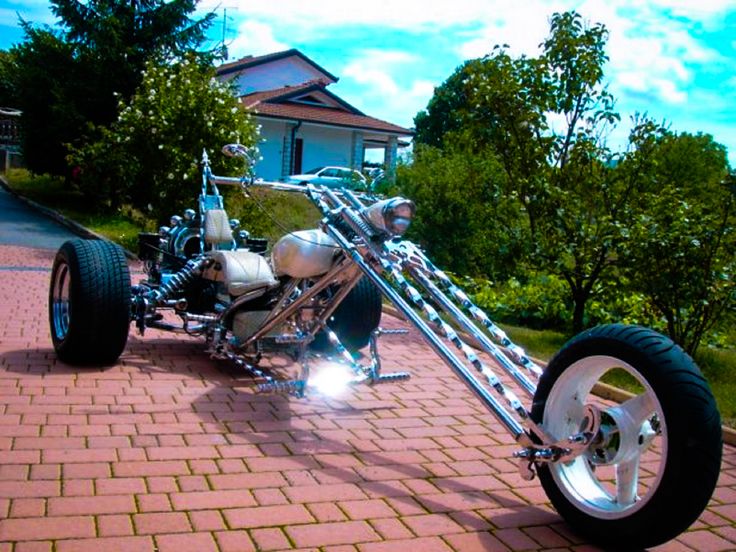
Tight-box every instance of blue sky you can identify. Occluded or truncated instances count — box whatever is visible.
[1,0,735,166]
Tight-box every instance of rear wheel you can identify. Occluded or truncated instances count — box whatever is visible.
[49,239,131,365]
[531,324,722,549]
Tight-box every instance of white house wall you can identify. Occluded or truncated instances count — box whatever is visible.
[254,119,287,181]
[299,125,354,173]
[230,58,328,95]
[253,118,358,181]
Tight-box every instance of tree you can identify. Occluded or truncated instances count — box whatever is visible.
[10,0,214,176]
[68,56,258,219]
[0,50,18,107]
[50,0,215,124]
[413,61,473,148]
[412,12,625,331]
[10,27,84,175]
[396,138,525,280]
[624,130,734,354]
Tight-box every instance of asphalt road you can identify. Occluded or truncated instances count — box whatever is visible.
[0,182,79,249]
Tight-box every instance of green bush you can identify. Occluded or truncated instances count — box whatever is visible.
[467,273,571,329]
[69,55,258,221]
[466,272,671,333]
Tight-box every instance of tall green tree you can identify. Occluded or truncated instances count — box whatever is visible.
[11,0,214,176]
[412,12,624,331]
[414,61,473,148]
[624,130,733,354]
[396,137,525,280]
[0,50,18,107]
[10,27,83,175]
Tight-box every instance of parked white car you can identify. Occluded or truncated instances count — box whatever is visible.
[286,166,367,189]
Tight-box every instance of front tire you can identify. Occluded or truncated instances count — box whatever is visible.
[49,239,131,366]
[313,277,382,352]
[531,324,722,549]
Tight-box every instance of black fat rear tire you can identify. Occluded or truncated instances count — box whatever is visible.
[314,276,382,352]
[531,324,722,549]
[49,239,131,366]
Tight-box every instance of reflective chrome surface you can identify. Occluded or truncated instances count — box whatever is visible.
[51,262,71,340]
[542,355,665,518]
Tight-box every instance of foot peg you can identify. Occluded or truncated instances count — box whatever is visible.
[256,379,306,397]
[370,372,411,384]
[367,327,411,385]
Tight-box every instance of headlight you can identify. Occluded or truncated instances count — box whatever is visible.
[362,197,416,237]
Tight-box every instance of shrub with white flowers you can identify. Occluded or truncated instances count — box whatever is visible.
[69,55,258,219]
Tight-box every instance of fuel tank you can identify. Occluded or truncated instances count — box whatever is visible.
[271,229,339,278]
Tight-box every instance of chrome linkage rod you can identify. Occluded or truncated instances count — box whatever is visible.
[378,254,531,423]
[321,326,411,384]
[322,222,529,443]
[402,264,537,398]
[387,241,544,379]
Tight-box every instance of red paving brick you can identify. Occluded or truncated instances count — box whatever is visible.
[0,243,735,551]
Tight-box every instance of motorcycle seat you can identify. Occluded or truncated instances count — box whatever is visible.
[203,249,278,297]
[204,209,234,245]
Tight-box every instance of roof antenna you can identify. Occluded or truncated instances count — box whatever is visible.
[220,8,229,60]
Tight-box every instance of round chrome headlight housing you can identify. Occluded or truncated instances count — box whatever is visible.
[362,197,416,237]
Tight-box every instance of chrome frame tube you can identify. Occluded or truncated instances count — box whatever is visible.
[240,257,360,347]
[203,161,545,445]
[322,223,528,444]
[406,267,537,398]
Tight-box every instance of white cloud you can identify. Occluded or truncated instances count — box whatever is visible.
[206,0,722,37]
[451,0,724,107]
[207,0,732,122]
[342,50,418,96]
[225,20,290,59]
[339,50,436,127]
[646,0,735,21]
[201,0,535,30]
[210,0,724,112]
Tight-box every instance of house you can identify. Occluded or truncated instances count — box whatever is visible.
[216,49,413,182]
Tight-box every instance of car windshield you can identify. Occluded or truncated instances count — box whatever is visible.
[304,167,324,175]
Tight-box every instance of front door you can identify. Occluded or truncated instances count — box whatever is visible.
[293,138,303,174]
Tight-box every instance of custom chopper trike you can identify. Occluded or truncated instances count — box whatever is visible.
[48,144,722,549]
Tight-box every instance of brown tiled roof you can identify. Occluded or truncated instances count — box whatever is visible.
[242,80,343,109]
[250,102,413,135]
[217,49,338,82]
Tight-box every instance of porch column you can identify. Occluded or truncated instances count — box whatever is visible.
[350,131,364,171]
[385,135,398,182]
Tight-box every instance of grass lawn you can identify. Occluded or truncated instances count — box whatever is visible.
[5,169,735,427]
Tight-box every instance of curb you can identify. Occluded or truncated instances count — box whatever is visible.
[0,174,138,260]
[382,305,736,446]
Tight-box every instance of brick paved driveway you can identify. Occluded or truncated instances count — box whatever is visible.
[0,244,734,552]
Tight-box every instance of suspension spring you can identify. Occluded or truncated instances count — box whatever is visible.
[341,206,376,239]
[153,256,210,304]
